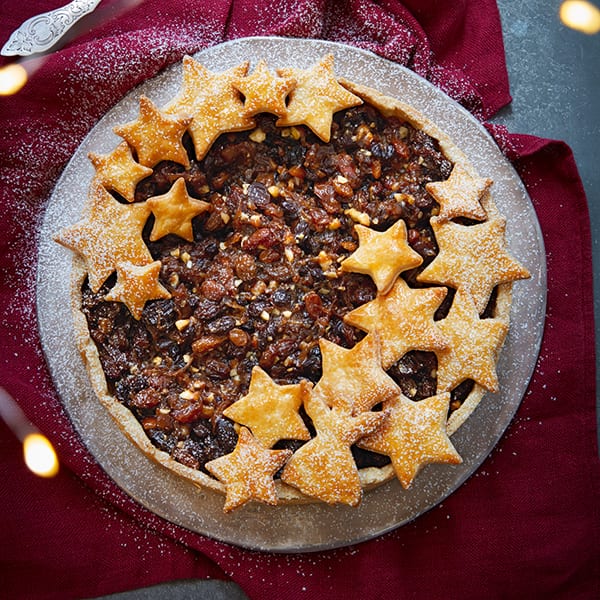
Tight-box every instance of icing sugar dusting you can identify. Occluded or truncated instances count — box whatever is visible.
[24,33,544,556]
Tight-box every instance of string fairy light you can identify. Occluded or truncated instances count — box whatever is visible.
[0,387,59,478]
[559,0,600,34]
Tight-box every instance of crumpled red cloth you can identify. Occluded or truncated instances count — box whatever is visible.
[0,1,598,599]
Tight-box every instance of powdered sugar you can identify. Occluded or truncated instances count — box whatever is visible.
[36,38,545,552]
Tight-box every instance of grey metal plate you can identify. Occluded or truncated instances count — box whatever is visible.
[37,37,546,553]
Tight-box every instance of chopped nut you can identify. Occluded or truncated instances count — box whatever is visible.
[316,250,333,271]
[168,273,179,287]
[394,192,415,205]
[267,185,280,197]
[260,310,270,321]
[180,251,191,264]
[179,389,199,401]
[152,356,162,365]
[175,318,190,331]
[344,208,371,226]
[170,248,181,258]
[249,127,266,143]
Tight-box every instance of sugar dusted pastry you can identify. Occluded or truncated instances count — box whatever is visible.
[418,216,530,314]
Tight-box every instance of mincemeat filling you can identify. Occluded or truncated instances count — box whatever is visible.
[81,103,482,473]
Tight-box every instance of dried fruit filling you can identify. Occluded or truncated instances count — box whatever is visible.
[81,102,467,473]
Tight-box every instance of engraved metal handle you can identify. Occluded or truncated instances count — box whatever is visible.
[1,0,102,57]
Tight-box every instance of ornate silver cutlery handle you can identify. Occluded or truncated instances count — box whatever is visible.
[1,0,102,57]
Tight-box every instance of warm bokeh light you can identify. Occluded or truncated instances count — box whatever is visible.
[560,0,600,34]
[23,433,59,478]
[0,63,28,95]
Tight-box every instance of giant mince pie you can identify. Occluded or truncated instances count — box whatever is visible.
[55,54,530,512]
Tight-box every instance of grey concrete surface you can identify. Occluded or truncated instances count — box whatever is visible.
[92,1,599,598]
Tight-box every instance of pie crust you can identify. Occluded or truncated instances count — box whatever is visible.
[55,55,529,510]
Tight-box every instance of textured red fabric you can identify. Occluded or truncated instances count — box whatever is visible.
[0,1,598,599]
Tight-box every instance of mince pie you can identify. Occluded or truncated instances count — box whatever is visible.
[55,54,529,511]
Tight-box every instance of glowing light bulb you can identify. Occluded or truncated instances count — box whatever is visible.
[560,0,600,34]
[23,433,59,478]
[0,63,28,95]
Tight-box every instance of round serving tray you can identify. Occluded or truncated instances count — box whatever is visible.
[37,37,546,553]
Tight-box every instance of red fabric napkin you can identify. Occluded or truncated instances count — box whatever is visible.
[1,1,598,599]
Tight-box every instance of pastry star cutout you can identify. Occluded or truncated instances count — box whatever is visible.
[435,288,508,393]
[53,183,152,292]
[146,177,211,242]
[314,333,401,415]
[88,141,153,203]
[205,427,292,513]
[417,216,530,314]
[344,277,448,369]
[358,392,462,488]
[234,59,296,117]
[276,54,362,142]
[223,366,311,448]
[114,95,191,168]
[105,260,171,320]
[164,57,255,160]
[280,392,387,506]
[341,220,423,294]
[426,163,491,222]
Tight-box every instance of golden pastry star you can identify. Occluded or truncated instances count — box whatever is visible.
[88,141,153,203]
[276,54,362,142]
[358,392,462,489]
[417,216,530,314]
[223,366,311,448]
[314,333,401,415]
[344,277,448,369]
[53,182,152,292]
[341,220,423,294]
[426,163,491,222]
[205,427,292,512]
[104,260,171,320]
[234,59,296,117]
[435,288,508,393]
[163,57,255,160]
[280,391,387,506]
[114,95,191,168]
[146,177,211,242]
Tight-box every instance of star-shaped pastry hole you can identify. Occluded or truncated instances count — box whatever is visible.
[341,220,423,294]
[233,59,296,117]
[276,54,362,142]
[344,277,448,369]
[205,427,292,512]
[113,95,191,168]
[426,163,491,222]
[104,260,171,320]
[358,392,462,488]
[164,57,255,160]
[146,177,211,242]
[88,142,153,203]
[314,333,401,415]
[417,216,530,314]
[435,288,508,393]
[53,182,152,292]
[280,392,387,506]
[223,366,311,448]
